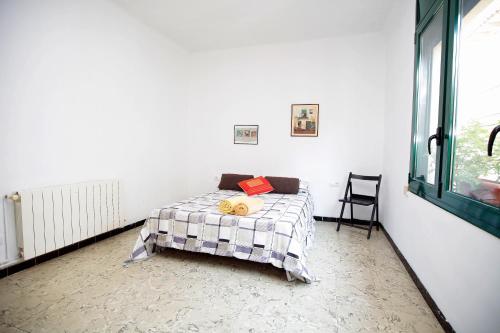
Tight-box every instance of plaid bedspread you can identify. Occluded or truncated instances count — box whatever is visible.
[129,187,316,283]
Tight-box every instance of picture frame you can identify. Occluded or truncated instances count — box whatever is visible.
[234,125,259,145]
[291,104,319,137]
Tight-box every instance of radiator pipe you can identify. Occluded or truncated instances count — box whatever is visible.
[4,192,21,201]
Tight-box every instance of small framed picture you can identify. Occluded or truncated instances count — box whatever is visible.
[291,104,319,137]
[234,125,259,145]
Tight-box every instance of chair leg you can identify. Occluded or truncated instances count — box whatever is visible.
[350,202,354,225]
[367,205,376,239]
[337,202,346,232]
[376,204,380,231]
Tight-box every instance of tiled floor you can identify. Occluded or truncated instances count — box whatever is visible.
[0,222,442,332]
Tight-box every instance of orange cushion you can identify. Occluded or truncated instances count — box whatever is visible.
[238,176,274,196]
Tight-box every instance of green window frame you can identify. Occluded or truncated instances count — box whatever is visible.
[409,0,500,237]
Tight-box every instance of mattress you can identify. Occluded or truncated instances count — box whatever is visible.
[129,186,316,283]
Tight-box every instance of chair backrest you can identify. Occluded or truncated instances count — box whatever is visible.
[350,173,381,182]
[344,172,382,200]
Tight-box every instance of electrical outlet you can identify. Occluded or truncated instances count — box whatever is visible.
[403,184,409,196]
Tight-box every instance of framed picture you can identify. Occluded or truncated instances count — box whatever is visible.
[291,104,319,137]
[234,125,259,145]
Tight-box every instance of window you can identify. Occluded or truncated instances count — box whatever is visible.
[410,0,500,237]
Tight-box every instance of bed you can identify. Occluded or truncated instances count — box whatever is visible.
[129,183,316,283]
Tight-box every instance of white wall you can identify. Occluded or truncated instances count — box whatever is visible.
[382,1,500,332]
[0,0,189,264]
[186,34,386,217]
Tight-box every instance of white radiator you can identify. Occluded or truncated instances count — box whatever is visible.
[12,180,121,260]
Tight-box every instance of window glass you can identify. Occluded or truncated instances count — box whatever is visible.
[450,0,500,207]
[414,6,444,185]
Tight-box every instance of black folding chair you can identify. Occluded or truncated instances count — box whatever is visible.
[336,172,382,239]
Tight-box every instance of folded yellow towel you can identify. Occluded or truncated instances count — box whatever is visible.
[234,197,264,216]
[218,196,247,214]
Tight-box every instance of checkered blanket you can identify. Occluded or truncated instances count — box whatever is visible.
[129,187,316,283]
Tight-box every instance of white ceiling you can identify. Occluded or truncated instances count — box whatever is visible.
[113,0,397,52]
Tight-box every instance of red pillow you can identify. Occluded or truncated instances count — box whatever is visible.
[238,176,274,196]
